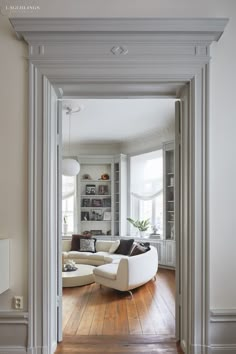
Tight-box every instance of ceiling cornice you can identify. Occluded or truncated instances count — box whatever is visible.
[10,17,228,42]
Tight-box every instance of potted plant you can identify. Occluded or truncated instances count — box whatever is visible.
[127,217,150,237]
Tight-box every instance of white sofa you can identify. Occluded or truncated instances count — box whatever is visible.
[62,239,158,293]
[93,245,158,293]
[62,239,130,266]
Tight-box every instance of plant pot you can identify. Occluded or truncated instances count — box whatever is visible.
[139,230,146,238]
[63,223,68,234]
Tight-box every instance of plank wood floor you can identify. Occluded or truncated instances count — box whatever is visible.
[56,268,183,353]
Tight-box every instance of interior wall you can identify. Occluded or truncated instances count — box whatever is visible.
[0,0,235,313]
[0,16,28,310]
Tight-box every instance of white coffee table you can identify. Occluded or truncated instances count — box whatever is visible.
[62,264,95,287]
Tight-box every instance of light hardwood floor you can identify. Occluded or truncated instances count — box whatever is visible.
[56,268,183,353]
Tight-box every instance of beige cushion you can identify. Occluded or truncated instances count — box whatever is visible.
[109,240,120,253]
[95,240,114,252]
[93,263,119,280]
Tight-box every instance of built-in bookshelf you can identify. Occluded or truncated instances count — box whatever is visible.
[77,155,127,237]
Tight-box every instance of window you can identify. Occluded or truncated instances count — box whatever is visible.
[129,149,163,236]
[62,175,76,235]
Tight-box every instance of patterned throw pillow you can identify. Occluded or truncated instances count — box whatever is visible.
[71,234,92,251]
[79,238,96,253]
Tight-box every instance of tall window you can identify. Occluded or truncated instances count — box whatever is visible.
[62,175,76,235]
[129,149,163,236]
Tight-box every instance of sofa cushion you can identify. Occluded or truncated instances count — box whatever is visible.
[109,240,120,254]
[71,234,92,251]
[95,240,115,252]
[93,263,119,280]
[114,239,134,255]
[79,238,96,253]
[130,242,150,256]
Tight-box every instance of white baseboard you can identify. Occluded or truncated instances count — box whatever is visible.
[51,341,57,354]
[0,348,27,354]
[210,344,236,353]
[210,309,236,354]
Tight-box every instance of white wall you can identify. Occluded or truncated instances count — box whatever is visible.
[0,0,235,313]
[0,15,28,310]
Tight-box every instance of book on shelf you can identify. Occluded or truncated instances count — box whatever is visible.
[85,184,96,195]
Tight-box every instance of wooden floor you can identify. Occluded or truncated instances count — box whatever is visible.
[56,268,183,353]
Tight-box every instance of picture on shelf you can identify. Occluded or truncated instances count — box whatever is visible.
[91,209,103,221]
[91,198,103,207]
[103,211,111,221]
[90,230,103,235]
[82,198,90,207]
[103,197,111,207]
[85,184,96,195]
[98,185,109,195]
[81,211,90,221]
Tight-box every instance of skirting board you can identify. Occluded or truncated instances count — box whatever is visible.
[0,348,27,354]
[210,345,236,354]
[0,311,28,353]
[210,309,236,354]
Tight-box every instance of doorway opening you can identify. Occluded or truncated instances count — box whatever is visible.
[59,97,180,349]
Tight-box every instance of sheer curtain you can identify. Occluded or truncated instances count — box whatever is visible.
[130,149,163,236]
[62,175,76,234]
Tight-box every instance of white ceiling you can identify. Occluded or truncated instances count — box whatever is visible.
[62,98,175,145]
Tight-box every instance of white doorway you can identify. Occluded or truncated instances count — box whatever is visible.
[10,17,227,354]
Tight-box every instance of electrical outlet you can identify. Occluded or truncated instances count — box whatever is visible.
[14,296,23,310]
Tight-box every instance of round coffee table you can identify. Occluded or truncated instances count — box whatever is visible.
[62,264,95,287]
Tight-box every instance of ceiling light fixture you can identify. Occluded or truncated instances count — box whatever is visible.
[62,105,81,176]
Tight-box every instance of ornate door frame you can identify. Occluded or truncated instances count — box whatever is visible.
[10,18,227,354]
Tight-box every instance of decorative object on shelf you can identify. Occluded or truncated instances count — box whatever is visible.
[82,231,92,237]
[63,259,77,272]
[91,199,103,207]
[62,105,81,176]
[91,209,103,221]
[127,217,150,237]
[98,185,108,195]
[81,211,90,221]
[171,224,175,239]
[85,184,96,195]
[170,177,174,186]
[82,174,91,180]
[150,224,161,237]
[103,211,111,221]
[82,198,90,207]
[100,173,109,180]
[90,230,103,235]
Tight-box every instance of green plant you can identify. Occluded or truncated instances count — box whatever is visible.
[63,215,68,224]
[127,217,150,231]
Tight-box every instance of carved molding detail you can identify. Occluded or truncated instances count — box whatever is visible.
[111,46,128,55]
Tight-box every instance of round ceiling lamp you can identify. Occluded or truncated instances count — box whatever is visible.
[62,105,82,176]
[62,158,80,176]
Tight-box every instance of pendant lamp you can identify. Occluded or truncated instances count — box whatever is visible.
[62,106,81,176]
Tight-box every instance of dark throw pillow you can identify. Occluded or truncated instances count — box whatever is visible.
[79,238,96,253]
[129,242,150,257]
[71,234,91,251]
[115,238,134,255]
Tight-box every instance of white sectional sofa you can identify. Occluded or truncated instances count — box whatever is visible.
[62,238,158,293]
